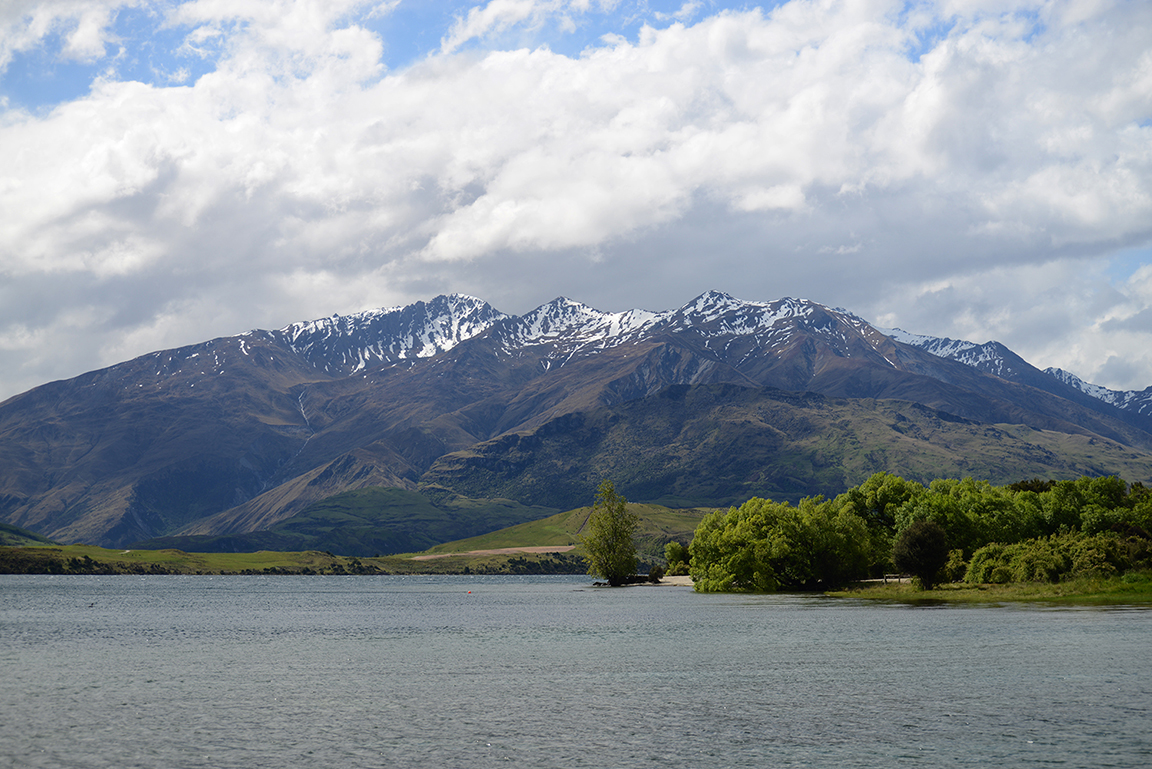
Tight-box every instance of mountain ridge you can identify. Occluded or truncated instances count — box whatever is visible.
[2,291,1149,548]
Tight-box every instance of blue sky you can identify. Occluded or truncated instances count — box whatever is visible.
[2,2,777,110]
[0,0,1150,400]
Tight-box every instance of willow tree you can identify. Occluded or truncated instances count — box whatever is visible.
[580,480,638,586]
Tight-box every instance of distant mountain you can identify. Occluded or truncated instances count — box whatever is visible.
[1045,367,1152,418]
[2,291,1151,549]
[887,328,1152,424]
[131,487,557,557]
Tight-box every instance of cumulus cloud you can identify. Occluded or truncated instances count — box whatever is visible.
[868,255,1152,392]
[0,0,1150,400]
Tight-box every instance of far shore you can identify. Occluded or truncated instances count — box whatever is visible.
[411,545,576,561]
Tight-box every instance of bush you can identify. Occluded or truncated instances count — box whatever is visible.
[942,549,967,583]
[965,532,1149,584]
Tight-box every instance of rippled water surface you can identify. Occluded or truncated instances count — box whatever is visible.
[3,574,1150,768]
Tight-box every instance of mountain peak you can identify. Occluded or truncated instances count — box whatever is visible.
[497,296,664,357]
[678,290,760,319]
[272,293,508,374]
[667,293,830,339]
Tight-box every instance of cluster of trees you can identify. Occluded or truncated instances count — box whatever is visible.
[685,473,1152,592]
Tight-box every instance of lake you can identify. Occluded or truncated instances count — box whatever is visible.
[2,574,1150,768]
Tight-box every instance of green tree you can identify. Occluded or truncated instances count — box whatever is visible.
[893,519,950,589]
[688,496,872,592]
[580,480,638,586]
[838,471,925,529]
[664,541,690,576]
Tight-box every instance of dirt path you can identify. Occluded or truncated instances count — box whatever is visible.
[410,545,577,561]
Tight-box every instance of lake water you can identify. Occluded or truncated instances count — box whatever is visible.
[2,575,1150,768]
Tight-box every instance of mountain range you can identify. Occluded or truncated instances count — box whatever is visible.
[2,291,1151,551]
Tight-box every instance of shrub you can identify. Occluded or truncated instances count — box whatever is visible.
[942,549,968,583]
[689,496,873,592]
[965,532,1146,584]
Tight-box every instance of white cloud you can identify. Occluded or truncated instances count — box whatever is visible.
[655,2,703,23]
[0,0,143,71]
[440,0,548,54]
[439,0,621,54]
[867,256,1152,392]
[0,0,1151,400]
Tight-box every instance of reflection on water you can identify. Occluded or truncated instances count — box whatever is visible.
[2,575,1150,768]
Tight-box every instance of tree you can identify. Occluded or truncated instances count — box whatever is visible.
[892,520,950,589]
[687,496,873,592]
[664,541,690,575]
[580,480,638,586]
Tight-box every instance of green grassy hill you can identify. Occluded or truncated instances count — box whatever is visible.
[0,522,57,547]
[422,502,712,559]
[3,501,711,575]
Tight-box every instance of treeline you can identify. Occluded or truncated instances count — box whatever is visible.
[674,474,1152,592]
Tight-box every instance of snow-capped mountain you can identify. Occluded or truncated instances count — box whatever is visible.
[1047,368,1152,417]
[663,292,874,350]
[271,293,508,374]
[882,328,1029,380]
[887,326,1151,418]
[490,296,664,359]
[3,290,1152,550]
[243,290,888,374]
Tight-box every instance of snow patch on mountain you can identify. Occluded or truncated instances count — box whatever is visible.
[671,292,815,330]
[884,328,979,358]
[885,326,1152,415]
[1046,367,1152,416]
[882,328,1025,378]
[495,291,858,363]
[273,294,508,374]
[494,297,665,361]
[667,292,851,354]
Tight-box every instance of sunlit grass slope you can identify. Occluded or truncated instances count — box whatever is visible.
[421,503,712,559]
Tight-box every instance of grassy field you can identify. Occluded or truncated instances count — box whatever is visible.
[1,500,710,576]
[0,542,590,575]
[421,502,710,558]
[827,572,1152,605]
